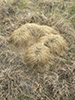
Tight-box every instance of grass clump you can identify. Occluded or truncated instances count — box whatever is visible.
[39,34,66,55]
[8,23,66,67]
[24,43,51,67]
[7,23,59,48]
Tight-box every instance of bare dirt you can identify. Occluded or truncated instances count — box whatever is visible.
[0,0,75,100]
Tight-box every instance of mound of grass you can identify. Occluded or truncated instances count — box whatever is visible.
[8,23,66,67]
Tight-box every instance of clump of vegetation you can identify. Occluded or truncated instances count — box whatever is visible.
[7,23,59,48]
[39,34,66,55]
[8,23,66,67]
[24,43,51,67]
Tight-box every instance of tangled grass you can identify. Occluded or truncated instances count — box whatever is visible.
[8,23,66,67]
[23,43,52,67]
[8,23,59,48]
[39,34,67,55]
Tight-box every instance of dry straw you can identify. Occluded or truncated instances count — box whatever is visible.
[8,23,66,67]
[23,43,53,67]
[39,34,66,55]
[8,23,59,48]
[8,24,33,47]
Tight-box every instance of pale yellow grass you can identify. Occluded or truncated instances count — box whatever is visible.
[8,23,59,48]
[39,34,66,55]
[23,43,52,67]
[8,23,66,67]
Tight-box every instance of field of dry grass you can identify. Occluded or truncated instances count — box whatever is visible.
[0,0,75,100]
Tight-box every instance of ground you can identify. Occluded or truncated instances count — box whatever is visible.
[0,0,75,100]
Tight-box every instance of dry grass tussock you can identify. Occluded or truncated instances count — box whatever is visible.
[8,23,66,67]
[39,34,67,55]
[23,43,52,67]
[8,23,59,48]
[8,24,34,47]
